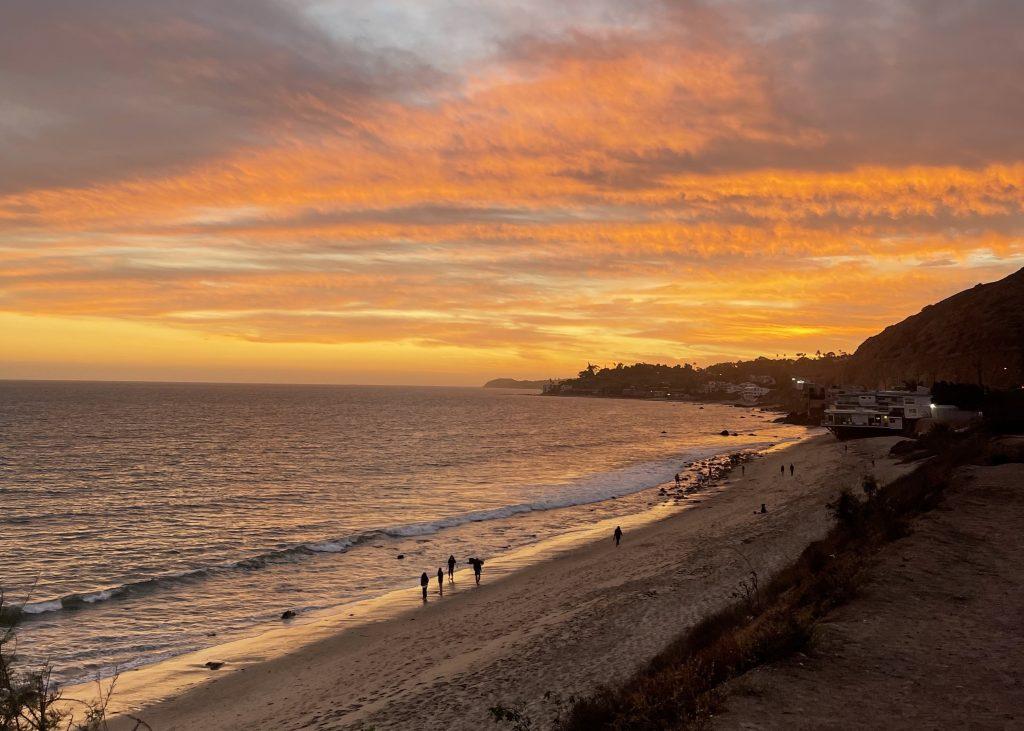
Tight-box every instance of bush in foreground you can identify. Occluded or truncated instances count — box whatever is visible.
[0,593,149,731]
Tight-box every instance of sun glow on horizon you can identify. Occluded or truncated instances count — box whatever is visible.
[2,1,1022,384]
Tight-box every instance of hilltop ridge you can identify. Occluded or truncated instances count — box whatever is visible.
[845,267,1024,388]
[544,267,1024,397]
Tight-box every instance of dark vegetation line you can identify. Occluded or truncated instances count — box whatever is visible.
[552,428,1013,730]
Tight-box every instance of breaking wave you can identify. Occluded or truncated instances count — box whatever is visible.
[14,435,795,620]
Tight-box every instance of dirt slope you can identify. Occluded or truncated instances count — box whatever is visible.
[716,459,1024,730]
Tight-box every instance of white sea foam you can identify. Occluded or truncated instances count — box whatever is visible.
[3,381,812,686]
[15,434,798,621]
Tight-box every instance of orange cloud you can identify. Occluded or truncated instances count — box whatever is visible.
[1,0,1022,382]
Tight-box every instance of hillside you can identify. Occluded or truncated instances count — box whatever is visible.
[534,267,1024,398]
[846,267,1024,388]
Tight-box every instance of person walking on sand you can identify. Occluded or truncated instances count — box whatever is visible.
[420,572,429,601]
[741,464,745,476]
[437,567,444,595]
[447,554,456,582]
[780,464,785,476]
[468,557,484,585]
[789,463,795,477]
[614,525,623,547]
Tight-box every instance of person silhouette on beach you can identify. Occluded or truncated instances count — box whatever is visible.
[780,464,785,476]
[741,464,746,476]
[674,473,681,486]
[789,463,795,477]
[614,526,623,547]
[437,567,444,595]
[447,554,456,581]
[420,572,429,601]
[468,557,484,585]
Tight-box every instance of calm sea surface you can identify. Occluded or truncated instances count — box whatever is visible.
[0,381,807,683]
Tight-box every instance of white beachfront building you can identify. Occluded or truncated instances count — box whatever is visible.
[831,388,932,419]
[701,380,741,394]
[699,380,770,403]
[823,387,933,438]
[738,382,771,403]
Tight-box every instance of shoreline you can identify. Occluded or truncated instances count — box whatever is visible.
[97,432,911,730]
[16,399,803,690]
[537,389,791,410]
[67,431,809,712]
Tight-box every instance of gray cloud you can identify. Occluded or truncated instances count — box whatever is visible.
[5,0,1021,198]
[531,0,1024,180]
[175,204,594,233]
[753,0,1024,169]
[0,0,445,193]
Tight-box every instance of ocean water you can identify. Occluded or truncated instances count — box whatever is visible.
[0,381,807,683]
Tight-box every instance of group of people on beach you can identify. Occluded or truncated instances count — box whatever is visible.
[418,525,629,601]
[415,455,789,601]
[419,554,483,600]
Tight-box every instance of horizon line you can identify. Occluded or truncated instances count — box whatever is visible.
[0,377,500,389]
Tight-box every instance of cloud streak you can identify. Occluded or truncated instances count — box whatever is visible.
[1,0,1022,381]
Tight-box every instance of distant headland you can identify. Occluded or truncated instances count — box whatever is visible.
[482,378,562,390]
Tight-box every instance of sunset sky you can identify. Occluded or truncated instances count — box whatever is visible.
[2,0,1022,385]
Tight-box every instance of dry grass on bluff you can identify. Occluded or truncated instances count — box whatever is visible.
[553,430,995,731]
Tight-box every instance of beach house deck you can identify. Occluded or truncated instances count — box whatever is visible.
[823,388,932,438]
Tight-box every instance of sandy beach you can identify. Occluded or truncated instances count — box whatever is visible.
[104,434,910,730]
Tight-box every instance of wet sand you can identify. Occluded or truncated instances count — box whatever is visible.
[103,434,910,730]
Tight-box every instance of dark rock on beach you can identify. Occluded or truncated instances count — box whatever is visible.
[205,661,225,670]
[281,610,297,620]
